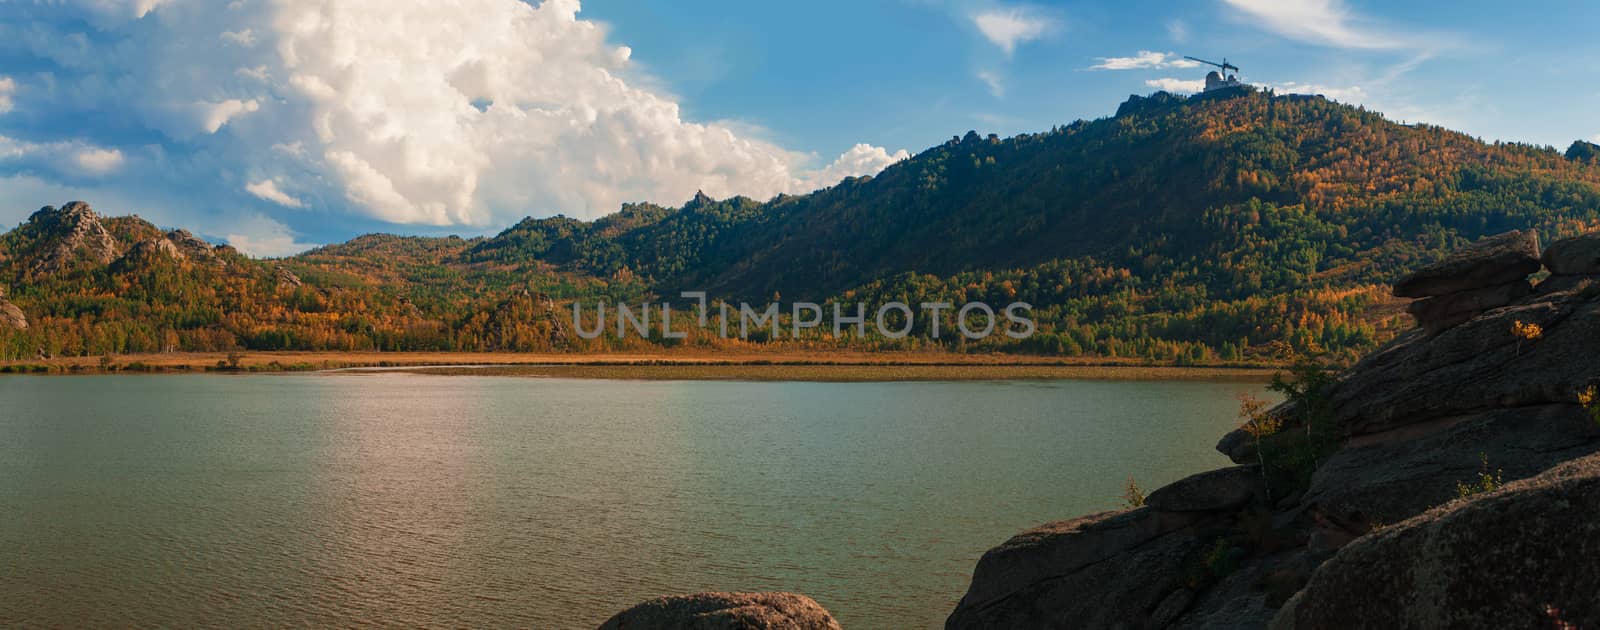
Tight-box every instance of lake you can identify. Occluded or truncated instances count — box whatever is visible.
[0,373,1268,627]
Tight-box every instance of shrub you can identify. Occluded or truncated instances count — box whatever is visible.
[1456,452,1504,499]
[1122,477,1146,508]
[1237,363,1340,500]
[1580,386,1600,425]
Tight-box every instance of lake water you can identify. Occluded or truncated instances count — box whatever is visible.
[0,373,1267,628]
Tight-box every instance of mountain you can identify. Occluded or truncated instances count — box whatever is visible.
[3,90,1599,362]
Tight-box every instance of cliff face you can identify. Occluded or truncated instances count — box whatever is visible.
[947,229,1600,629]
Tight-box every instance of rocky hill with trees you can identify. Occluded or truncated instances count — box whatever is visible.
[3,90,1600,364]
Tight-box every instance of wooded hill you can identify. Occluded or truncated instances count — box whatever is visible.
[4,89,1599,363]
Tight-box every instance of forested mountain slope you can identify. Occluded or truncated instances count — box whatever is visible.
[3,90,1598,362]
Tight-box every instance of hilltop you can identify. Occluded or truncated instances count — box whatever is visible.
[3,90,1600,363]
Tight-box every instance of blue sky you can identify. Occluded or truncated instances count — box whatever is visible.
[586,0,1600,153]
[0,0,1597,256]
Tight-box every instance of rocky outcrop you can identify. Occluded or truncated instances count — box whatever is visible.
[1403,279,1531,335]
[950,229,1600,629]
[1145,466,1263,513]
[599,592,841,630]
[0,287,25,329]
[120,237,187,265]
[25,201,122,274]
[166,229,220,262]
[1392,230,1540,298]
[1543,231,1600,274]
[275,265,303,288]
[1272,452,1600,629]
[111,228,240,271]
[478,288,571,350]
[1394,231,1541,335]
[946,508,1220,629]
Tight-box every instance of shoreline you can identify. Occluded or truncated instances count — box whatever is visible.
[0,351,1282,381]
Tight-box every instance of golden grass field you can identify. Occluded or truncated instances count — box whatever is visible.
[1,350,1280,381]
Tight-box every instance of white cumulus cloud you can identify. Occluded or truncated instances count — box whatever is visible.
[972,6,1059,56]
[0,0,906,238]
[0,135,128,179]
[225,215,321,257]
[1145,78,1206,94]
[245,179,304,208]
[73,148,124,174]
[804,144,910,190]
[1261,81,1367,103]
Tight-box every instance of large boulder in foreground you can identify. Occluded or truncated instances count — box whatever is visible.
[1327,276,1600,436]
[1392,230,1540,298]
[1272,452,1600,629]
[1145,466,1262,512]
[1543,231,1600,275]
[599,592,841,630]
[1301,403,1600,529]
[1404,279,1531,335]
[946,507,1215,629]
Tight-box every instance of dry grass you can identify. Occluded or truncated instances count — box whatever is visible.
[1,350,1280,381]
[387,363,1277,382]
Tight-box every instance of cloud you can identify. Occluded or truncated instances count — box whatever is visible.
[803,144,909,189]
[976,70,1005,98]
[1222,0,1450,50]
[0,76,13,113]
[245,179,305,208]
[224,215,321,257]
[1144,78,1206,94]
[1167,20,1188,43]
[1091,51,1200,70]
[73,148,125,174]
[972,6,1059,56]
[196,99,260,135]
[0,135,128,179]
[0,0,905,242]
[1259,81,1367,103]
[220,29,255,46]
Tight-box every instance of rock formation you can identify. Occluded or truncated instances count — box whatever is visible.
[121,236,188,265]
[25,201,122,275]
[1543,231,1600,275]
[1270,452,1600,629]
[1394,230,1541,335]
[948,229,1600,629]
[275,265,303,288]
[166,229,221,262]
[0,286,26,330]
[599,592,841,630]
